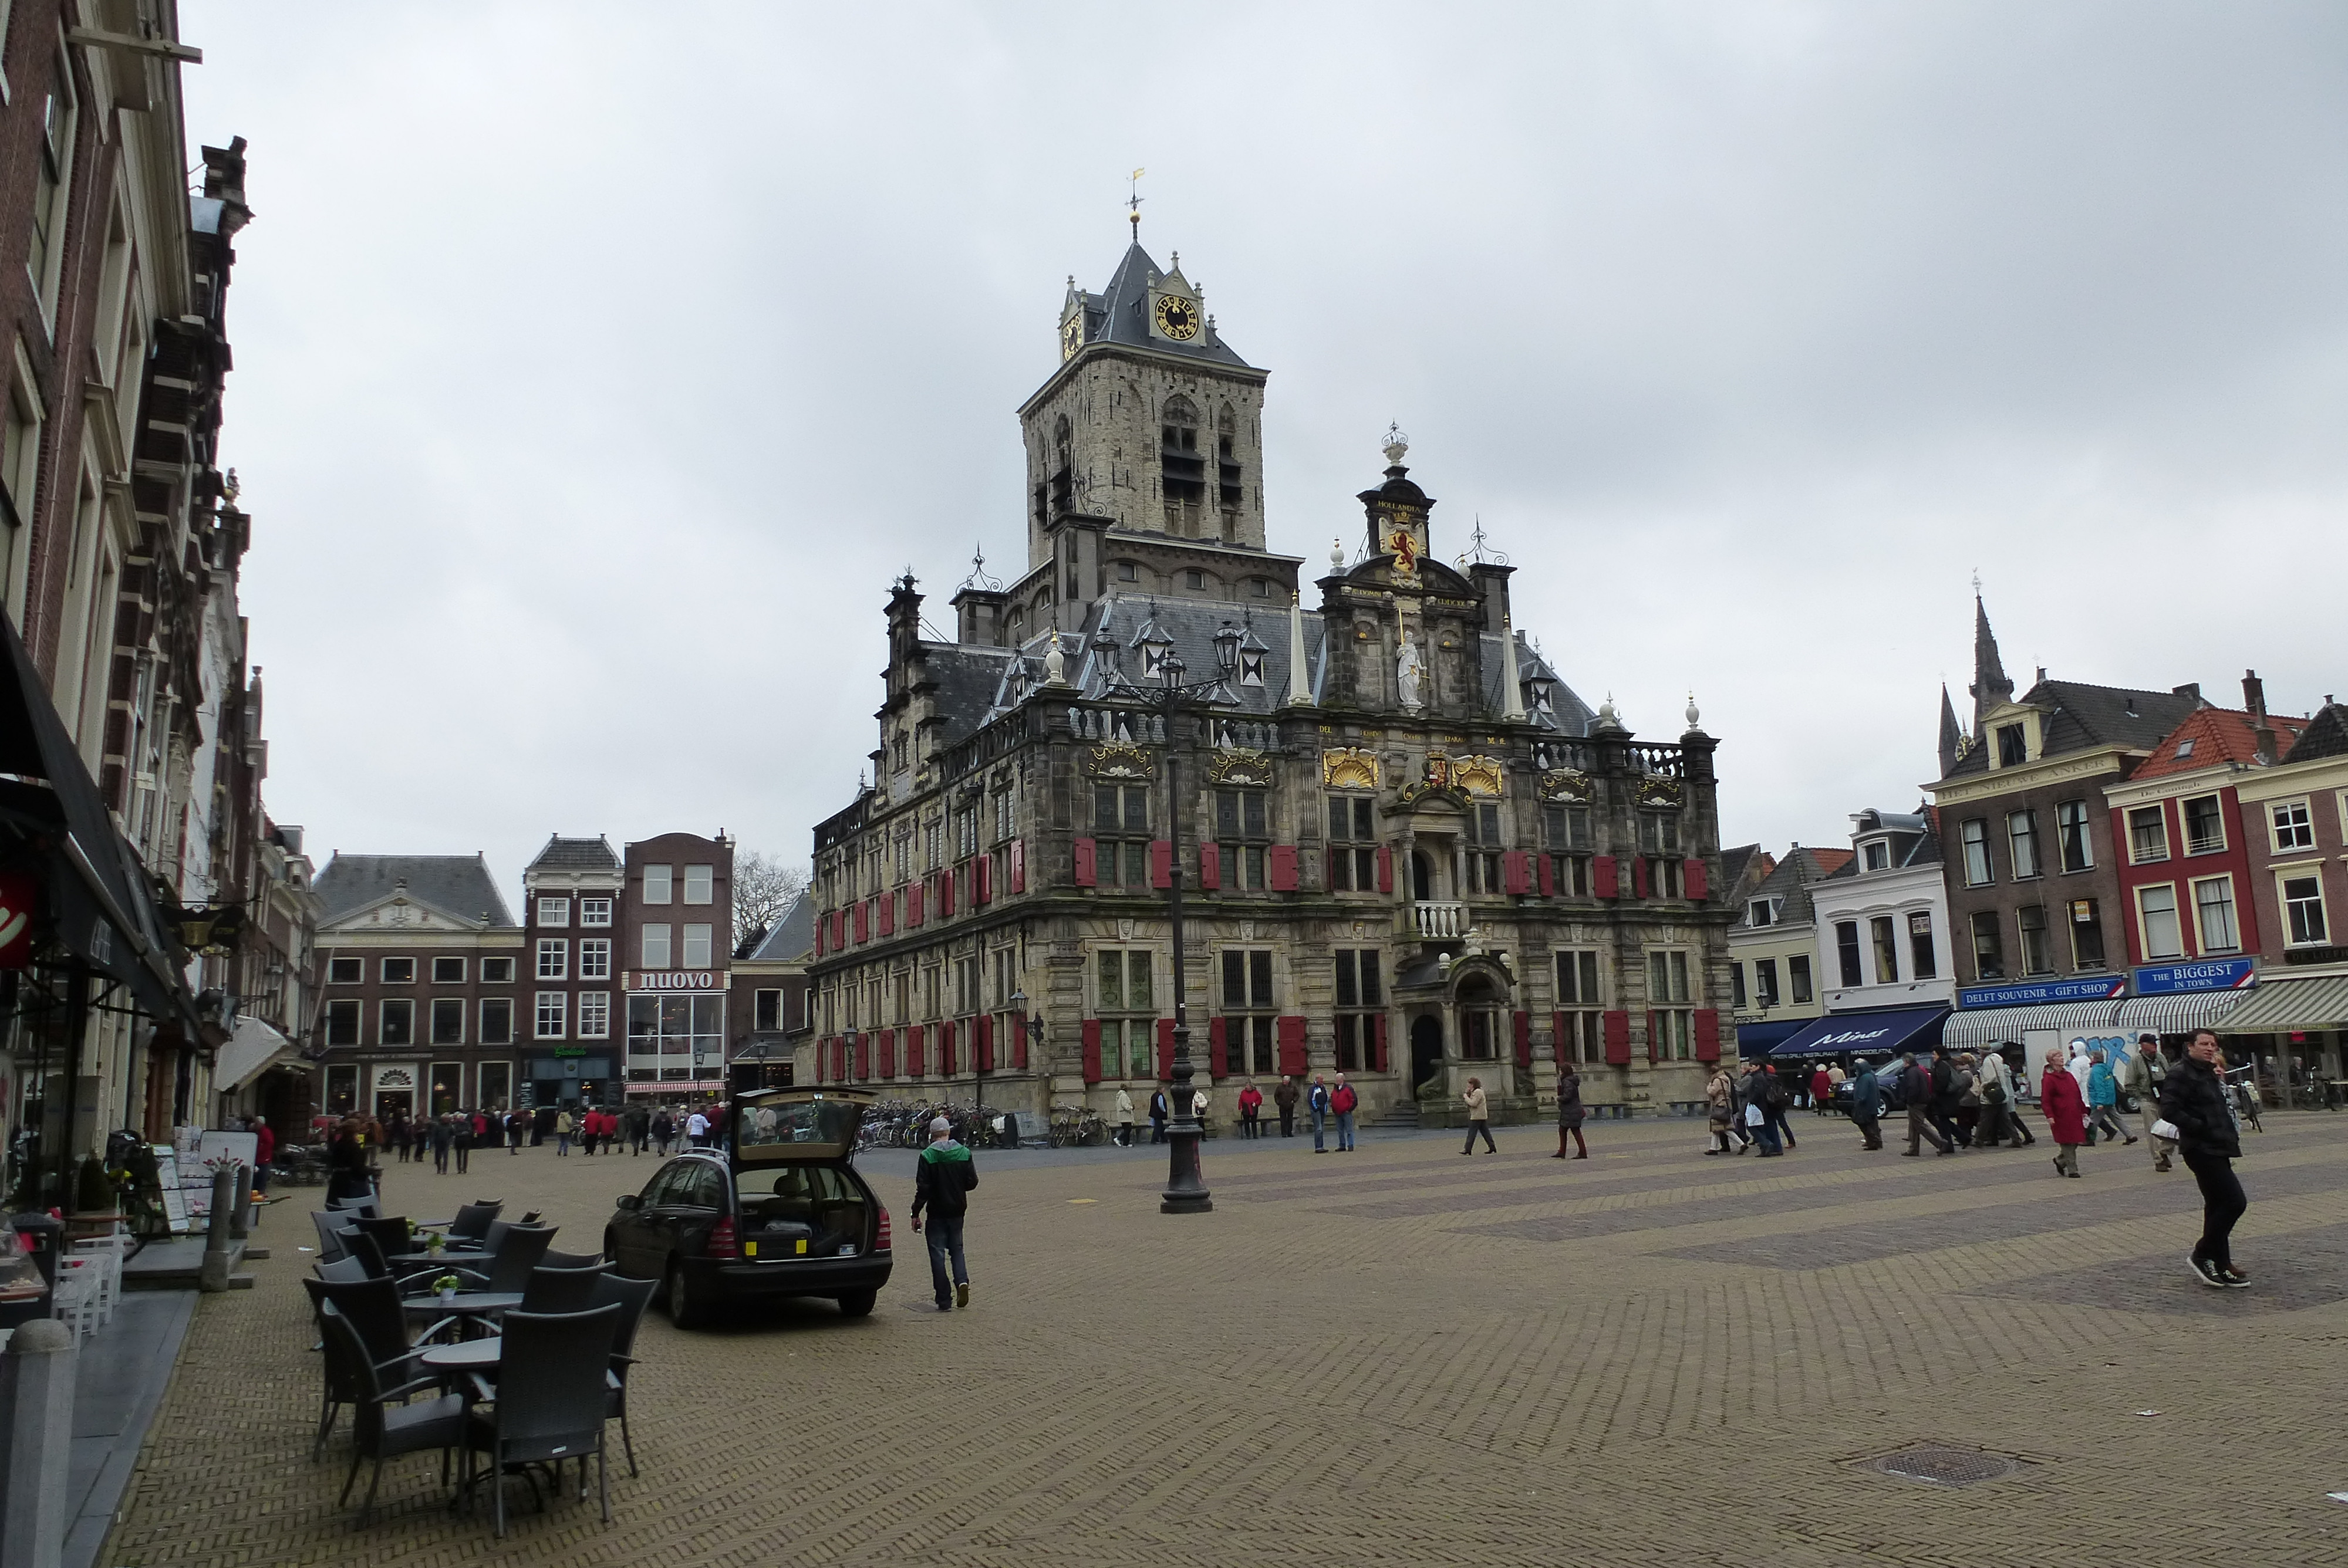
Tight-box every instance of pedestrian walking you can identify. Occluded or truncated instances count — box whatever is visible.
[1704,1063,1737,1154]
[1461,1077,1497,1154]
[652,1107,674,1155]
[452,1113,473,1175]
[1115,1086,1136,1147]
[1192,1087,1209,1127]
[1238,1081,1264,1138]
[1331,1073,1359,1151]
[1762,1063,1799,1151]
[1809,1063,1834,1115]
[1952,1055,1981,1147]
[2086,1050,2138,1146]
[1739,1062,1777,1155]
[1554,1061,1588,1158]
[2040,1050,2086,1177]
[1846,1058,1885,1150]
[909,1115,979,1310]
[1973,1052,2014,1147]
[685,1108,710,1148]
[1148,1089,1169,1145]
[427,1113,453,1174]
[554,1109,574,1157]
[506,1109,525,1154]
[1925,1047,1963,1151]
[1274,1076,1299,1137]
[1307,1074,1332,1153]
[627,1104,650,1155]
[2157,1028,2249,1287]
[389,1112,412,1164]
[248,1114,275,1194]
[2123,1033,2174,1171]
[1900,1052,1953,1156]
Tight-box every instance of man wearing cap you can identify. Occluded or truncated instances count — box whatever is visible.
[2121,1033,2174,1171]
[910,1115,979,1310]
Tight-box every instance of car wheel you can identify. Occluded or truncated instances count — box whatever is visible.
[666,1262,707,1329]
[835,1289,876,1317]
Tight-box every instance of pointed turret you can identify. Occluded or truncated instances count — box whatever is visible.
[1967,593,2015,735]
[1938,683,1964,776]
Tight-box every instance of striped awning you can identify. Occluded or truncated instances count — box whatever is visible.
[2112,991,2248,1039]
[2214,975,2348,1033]
[1942,999,2123,1049]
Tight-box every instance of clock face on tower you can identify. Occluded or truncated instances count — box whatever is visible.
[1153,294,1200,341]
[1060,315,1083,361]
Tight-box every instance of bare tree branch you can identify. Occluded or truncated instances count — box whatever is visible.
[731,851,809,954]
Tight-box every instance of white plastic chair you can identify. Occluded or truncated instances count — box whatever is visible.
[51,1256,101,1341]
[70,1234,128,1326]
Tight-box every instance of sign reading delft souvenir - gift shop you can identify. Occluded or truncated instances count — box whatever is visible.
[2131,957,2257,996]
[1956,975,2127,1010]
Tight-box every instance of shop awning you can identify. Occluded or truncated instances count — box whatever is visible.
[1768,1005,1949,1059]
[2214,975,2348,1034]
[2113,991,2249,1039]
[213,1015,302,1092]
[1732,1018,1809,1057]
[0,610,198,1034]
[1942,999,2122,1050]
[625,1080,726,1096]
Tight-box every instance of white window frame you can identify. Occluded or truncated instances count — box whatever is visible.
[683,865,713,905]
[2135,883,2183,962]
[2191,874,2240,955]
[680,924,713,968]
[578,937,611,981]
[2277,866,2329,948]
[1960,819,1993,887]
[2180,793,2227,857]
[642,864,674,904]
[580,895,613,927]
[380,957,415,985]
[534,991,567,1040]
[430,955,466,985]
[429,996,467,1046]
[2127,805,2170,865]
[379,997,415,1046]
[480,996,515,1046]
[536,895,569,927]
[536,938,568,981]
[2055,799,2096,873]
[2006,810,2041,880]
[480,957,515,984]
[326,956,362,985]
[578,991,611,1039]
[641,924,672,968]
[2271,799,2316,853]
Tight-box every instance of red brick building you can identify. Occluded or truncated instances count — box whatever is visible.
[620,833,734,1097]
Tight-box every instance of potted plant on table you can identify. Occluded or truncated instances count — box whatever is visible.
[431,1272,461,1302]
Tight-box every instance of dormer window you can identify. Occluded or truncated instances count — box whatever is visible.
[1239,651,1264,687]
[1863,840,1890,871]
[1996,724,2027,766]
[1749,897,1781,927]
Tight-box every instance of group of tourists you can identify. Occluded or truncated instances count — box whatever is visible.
[549,1101,720,1157]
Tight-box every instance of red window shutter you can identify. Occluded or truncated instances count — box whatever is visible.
[1693,1009,1721,1062]
[1010,838,1025,894]
[1208,1017,1228,1078]
[975,854,994,907]
[1683,855,1708,902]
[1645,1009,1659,1064]
[908,883,924,927]
[1149,840,1172,889]
[1603,1009,1631,1066]
[1011,1011,1028,1070]
[835,1039,849,1082]
[1376,844,1394,893]
[853,901,869,944]
[814,1036,827,1082]
[878,1029,895,1079]
[1513,1010,1533,1068]
[908,1024,926,1078]
[878,893,895,937]
[1080,1019,1102,1084]
[1372,1013,1389,1073]
[1073,837,1097,888]
[1551,1012,1570,1066]
[1504,851,1530,895]
[977,1013,994,1072]
[1269,845,1299,891]
[1276,1015,1308,1076]
[1156,1018,1176,1081]
[938,871,954,918]
[1537,854,1555,897]
[1631,857,1649,900]
[940,1021,957,1077]
[1199,842,1220,891]
[1592,855,1619,900]
[855,1035,871,1080]
[814,917,825,958]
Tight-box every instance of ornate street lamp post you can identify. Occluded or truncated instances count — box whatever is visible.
[1131,621,1245,1215]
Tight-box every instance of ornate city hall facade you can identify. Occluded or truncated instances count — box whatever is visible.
[804,236,1735,1125]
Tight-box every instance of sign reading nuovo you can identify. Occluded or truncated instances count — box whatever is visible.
[625,970,726,992]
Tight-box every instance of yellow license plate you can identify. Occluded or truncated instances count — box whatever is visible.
[744,1242,757,1257]
[797,1238,808,1255]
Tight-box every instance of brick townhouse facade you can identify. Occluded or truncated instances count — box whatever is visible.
[805,234,1736,1128]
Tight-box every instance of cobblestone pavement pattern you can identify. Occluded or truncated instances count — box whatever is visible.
[103,1113,2348,1566]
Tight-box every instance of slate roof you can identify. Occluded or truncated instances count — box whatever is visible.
[523,834,619,873]
[1718,843,1769,900]
[1942,678,2203,780]
[2132,707,2310,780]
[1739,846,1853,927]
[2283,701,2348,765]
[314,853,515,928]
[921,644,1020,747]
[1070,243,1250,369]
[744,889,814,963]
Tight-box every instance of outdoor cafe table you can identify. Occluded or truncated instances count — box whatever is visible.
[420,1339,502,1374]
[401,1291,522,1337]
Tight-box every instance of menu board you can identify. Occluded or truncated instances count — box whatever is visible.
[151,1147,190,1235]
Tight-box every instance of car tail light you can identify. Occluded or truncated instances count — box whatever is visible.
[875,1208,892,1252]
[706,1216,738,1259]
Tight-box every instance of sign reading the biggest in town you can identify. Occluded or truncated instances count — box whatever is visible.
[1956,975,2127,1010]
[2131,957,2257,996]
[624,970,727,993]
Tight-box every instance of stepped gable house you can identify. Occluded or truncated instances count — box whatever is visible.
[805,235,1734,1126]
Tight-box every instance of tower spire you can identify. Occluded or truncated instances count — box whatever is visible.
[1938,682,1964,777]
[1968,586,2014,735]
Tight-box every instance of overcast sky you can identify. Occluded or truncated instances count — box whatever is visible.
[182,2,2348,901]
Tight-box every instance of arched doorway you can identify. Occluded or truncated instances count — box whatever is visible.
[1410,1015,1443,1088]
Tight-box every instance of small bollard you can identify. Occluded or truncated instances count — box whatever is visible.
[0,1317,77,1568]
[198,1167,237,1293]
[228,1164,251,1241]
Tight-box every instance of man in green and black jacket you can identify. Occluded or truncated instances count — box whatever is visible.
[911,1116,979,1310]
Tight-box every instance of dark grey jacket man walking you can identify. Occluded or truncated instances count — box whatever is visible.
[2160,1030,2248,1288]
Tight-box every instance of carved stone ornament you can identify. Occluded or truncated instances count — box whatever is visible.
[1452,755,1505,797]
[374,1066,416,1089]
[1636,775,1685,808]
[1539,768,1594,803]
[1320,747,1380,790]
[1208,749,1273,786]
[1086,744,1153,780]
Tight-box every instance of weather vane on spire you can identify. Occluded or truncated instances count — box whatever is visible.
[1128,168,1145,234]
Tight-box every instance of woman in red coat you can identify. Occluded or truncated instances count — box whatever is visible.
[2040,1050,2087,1177]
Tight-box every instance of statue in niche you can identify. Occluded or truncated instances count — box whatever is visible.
[1396,635,1425,710]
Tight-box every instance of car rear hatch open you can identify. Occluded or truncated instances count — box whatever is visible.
[731,1089,874,1262]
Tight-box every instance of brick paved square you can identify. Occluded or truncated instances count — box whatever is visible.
[100,1114,2348,1567]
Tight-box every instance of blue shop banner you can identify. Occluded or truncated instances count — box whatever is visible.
[2132,957,2256,996]
[1956,975,2127,1009]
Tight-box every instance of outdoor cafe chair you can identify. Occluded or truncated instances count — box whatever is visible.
[588,1272,657,1476]
[321,1308,467,1525]
[517,1264,606,1315]
[303,1278,429,1460]
[461,1304,622,1537]
[328,1194,383,1219]
[537,1248,606,1270]
[314,1255,372,1285]
[310,1210,352,1263]
[350,1215,415,1266]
